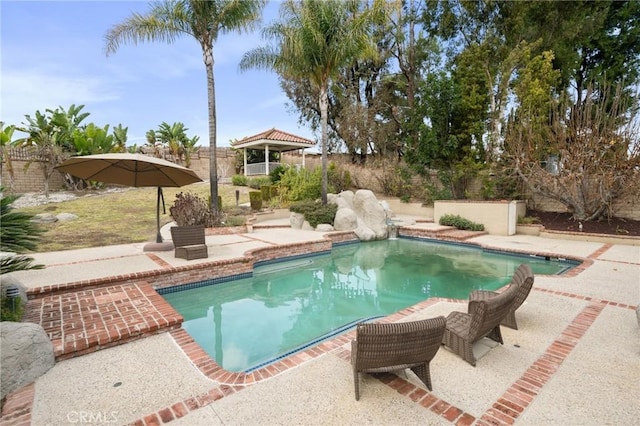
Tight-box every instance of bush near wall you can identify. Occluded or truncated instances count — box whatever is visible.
[249,191,262,211]
[290,200,337,228]
[439,214,485,231]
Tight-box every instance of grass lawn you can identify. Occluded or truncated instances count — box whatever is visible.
[15,183,256,252]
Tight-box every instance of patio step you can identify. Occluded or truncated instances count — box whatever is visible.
[22,282,182,360]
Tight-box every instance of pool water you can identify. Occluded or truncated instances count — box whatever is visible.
[161,238,574,372]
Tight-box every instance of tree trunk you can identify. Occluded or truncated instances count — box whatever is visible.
[319,83,329,205]
[205,47,219,214]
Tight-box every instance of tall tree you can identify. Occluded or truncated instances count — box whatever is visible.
[154,121,199,166]
[515,0,640,102]
[156,121,189,163]
[104,0,266,214]
[240,0,383,204]
[15,105,89,195]
[112,124,129,152]
[505,84,639,221]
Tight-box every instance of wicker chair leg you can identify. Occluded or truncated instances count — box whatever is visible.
[353,370,360,401]
[443,329,477,366]
[411,363,432,391]
[501,311,518,330]
[461,340,476,366]
[486,326,504,345]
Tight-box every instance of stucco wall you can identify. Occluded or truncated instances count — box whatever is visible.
[434,200,526,236]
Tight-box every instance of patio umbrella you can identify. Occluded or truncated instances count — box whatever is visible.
[55,153,203,245]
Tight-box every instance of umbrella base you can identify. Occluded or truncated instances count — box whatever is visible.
[143,241,174,252]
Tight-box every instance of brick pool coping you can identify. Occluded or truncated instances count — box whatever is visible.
[4,290,635,426]
[2,231,634,425]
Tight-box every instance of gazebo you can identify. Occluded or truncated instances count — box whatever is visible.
[231,128,316,176]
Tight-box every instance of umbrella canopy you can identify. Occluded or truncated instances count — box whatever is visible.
[55,153,202,188]
[55,153,204,246]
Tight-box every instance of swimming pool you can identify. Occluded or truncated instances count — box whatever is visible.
[161,238,576,372]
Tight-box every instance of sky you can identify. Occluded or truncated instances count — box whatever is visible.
[0,0,318,149]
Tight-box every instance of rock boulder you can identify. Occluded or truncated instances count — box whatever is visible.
[316,224,335,233]
[1,322,55,399]
[32,213,57,224]
[290,212,305,229]
[333,208,358,231]
[352,189,388,239]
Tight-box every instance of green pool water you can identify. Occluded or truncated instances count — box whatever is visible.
[161,238,574,372]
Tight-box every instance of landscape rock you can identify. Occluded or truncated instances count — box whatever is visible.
[338,190,355,209]
[333,208,358,231]
[31,213,57,224]
[328,191,354,210]
[0,322,55,400]
[56,212,78,222]
[316,224,335,233]
[326,193,341,206]
[290,212,305,229]
[302,221,315,231]
[354,218,377,242]
[352,189,388,239]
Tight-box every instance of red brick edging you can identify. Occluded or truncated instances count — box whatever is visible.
[128,291,628,426]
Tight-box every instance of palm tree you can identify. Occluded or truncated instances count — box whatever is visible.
[0,122,17,191]
[156,121,188,163]
[104,0,266,214]
[112,124,129,152]
[240,0,381,204]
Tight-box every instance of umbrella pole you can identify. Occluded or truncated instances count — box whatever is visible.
[156,187,163,243]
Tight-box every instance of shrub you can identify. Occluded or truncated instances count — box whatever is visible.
[439,214,485,231]
[261,185,273,201]
[518,216,541,225]
[1,295,24,322]
[0,187,44,274]
[270,164,288,183]
[224,215,247,227]
[249,191,263,211]
[248,176,271,189]
[232,174,248,186]
[170,192,217,227]
[278,166,322,202]
[221,205,251,227]
[327,162,351,193]
[290,200,337,228]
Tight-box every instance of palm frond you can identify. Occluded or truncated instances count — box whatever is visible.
[104,1,193,55]
[0,255,44,275]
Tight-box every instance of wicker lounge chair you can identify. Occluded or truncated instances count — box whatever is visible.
[170,225,208,260]
[351,316,446,400]
[469,264,535,330]
[442,284,517,366]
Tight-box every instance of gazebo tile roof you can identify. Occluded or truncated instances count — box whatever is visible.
[232,128,315,148]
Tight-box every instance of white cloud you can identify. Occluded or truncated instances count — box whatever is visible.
[1,69,121,126]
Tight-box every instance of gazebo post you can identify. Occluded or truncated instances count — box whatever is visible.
[302,149,306,169]
[265,144,270,176]
[243,148,248,177]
